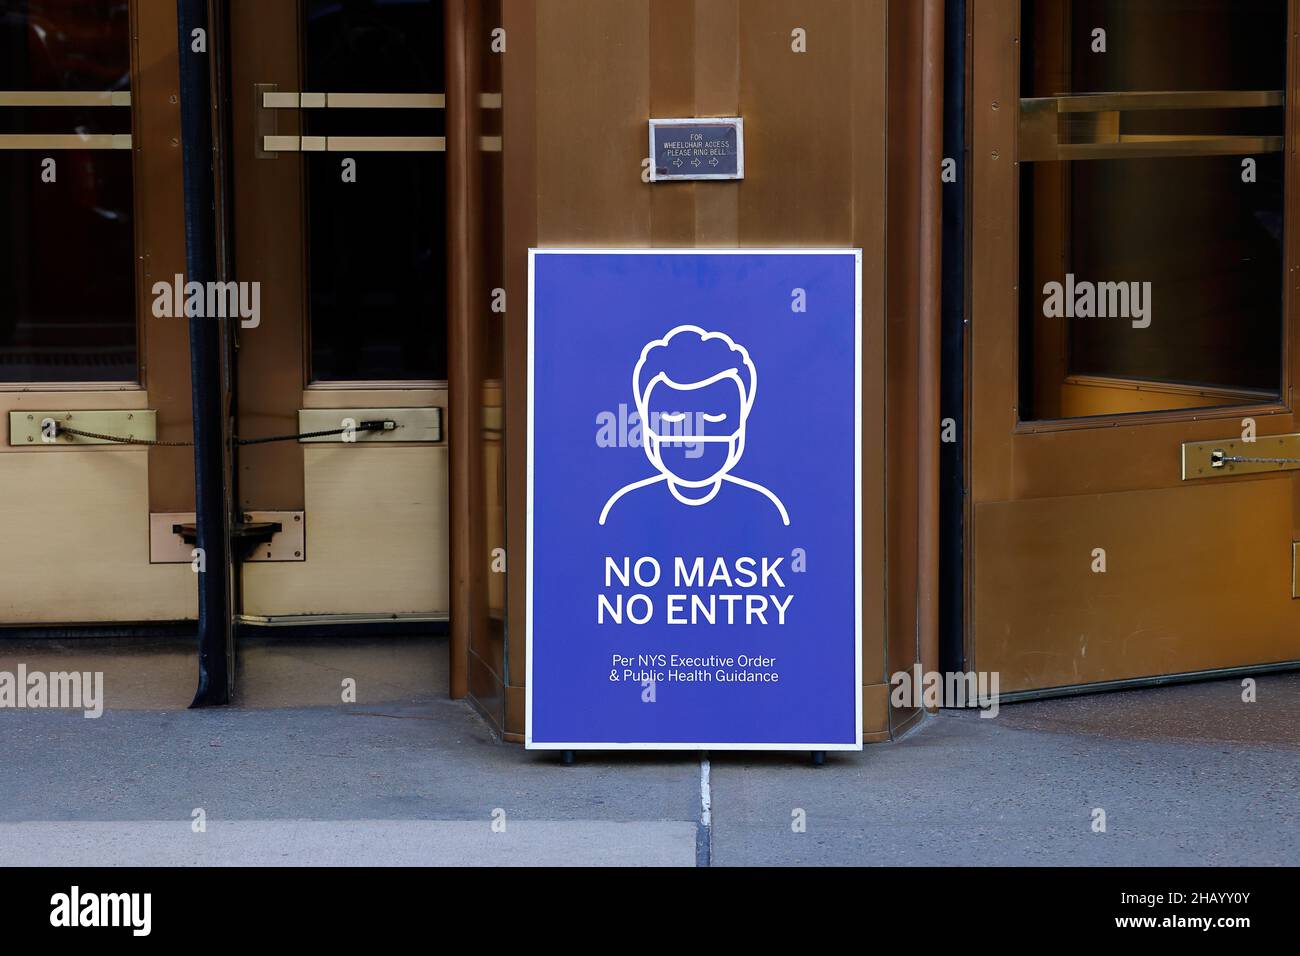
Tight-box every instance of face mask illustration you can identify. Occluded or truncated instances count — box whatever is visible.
[599,325,789,526]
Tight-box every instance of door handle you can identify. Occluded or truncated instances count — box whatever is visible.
[257,88,447,154]
[255,88,502,154]
[262,135,447,153]
[0,90,132,150]
[262,92,445,109]
[1021,89,1284,163]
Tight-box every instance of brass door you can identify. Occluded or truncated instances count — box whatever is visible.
[0,0,195,625]
[226,0,450,623]
[970,0,1300,693]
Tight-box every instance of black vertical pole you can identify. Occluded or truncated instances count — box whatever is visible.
[939,0,967,675]
[178,0,232,706]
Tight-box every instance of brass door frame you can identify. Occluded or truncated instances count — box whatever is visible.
[968,0,1300,692]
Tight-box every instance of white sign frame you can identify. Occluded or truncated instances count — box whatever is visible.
[526,248,863,751]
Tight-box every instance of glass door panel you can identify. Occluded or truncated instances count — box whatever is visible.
[0,0,136,382]
[1017,0,1287,420]
[301,0,446,383]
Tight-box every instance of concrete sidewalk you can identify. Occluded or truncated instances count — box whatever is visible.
[1,665,1297,866]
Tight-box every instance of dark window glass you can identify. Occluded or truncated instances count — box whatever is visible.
[303,0,447,382]
[1018,0,1286,420]
[0,0,136,383]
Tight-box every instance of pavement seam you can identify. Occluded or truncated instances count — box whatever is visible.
[696,752,712,867]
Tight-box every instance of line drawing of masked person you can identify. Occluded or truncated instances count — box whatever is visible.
[599,324,790,526]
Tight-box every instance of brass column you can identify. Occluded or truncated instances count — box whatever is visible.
[918,0,945,696]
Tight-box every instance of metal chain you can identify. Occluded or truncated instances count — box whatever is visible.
[55,426,193,447]
[236,425,386,446]
[53,421,394,447]
[1215,455,1300,466]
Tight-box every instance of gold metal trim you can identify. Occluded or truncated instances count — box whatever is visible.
[0,134,131,150]
[296,407,443,443]
[236,612,449,626]
[261,135,445,153]
[1181,433,1300,480]
[327,92,444,108]
[1020,89,1285,162]
[8,409,156,445]
[262,134,300,152]
[260,91,446,109]
[1050,90,1283,112]
[1064,374,1276,402]
[0,90,130,106]
[261,91,299,109]
[326,136,445,152]
[1293,543,1300,600]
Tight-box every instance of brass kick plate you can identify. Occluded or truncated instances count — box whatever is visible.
[8,410,157,446]
[1293,543,1300,599]
[1181,433,1300,480]
[297,407,442,443]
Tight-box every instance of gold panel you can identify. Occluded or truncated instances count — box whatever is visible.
[0,453,195,623]
[9,410,157,446]
[1181,433,1300,480]
[974,480,1300,693]
[241,445,449,617]
[297,407,442,443]
[1059,377,1258,418]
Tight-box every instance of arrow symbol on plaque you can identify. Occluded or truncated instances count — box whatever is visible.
[673,159,682,167]
[709,158,719,166]
[691,158,701,167]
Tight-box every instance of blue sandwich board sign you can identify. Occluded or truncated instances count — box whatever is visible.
[527,249,862,751]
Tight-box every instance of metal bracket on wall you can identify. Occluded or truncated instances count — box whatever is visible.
[1181,433,1300,480]
[153,511,305,563]
[8,410,156,446]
